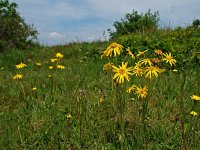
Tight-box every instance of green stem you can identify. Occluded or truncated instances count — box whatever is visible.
[117,84,126,150]
[79,96,82,149]
[179,72,187,150]
[20,81,26,98]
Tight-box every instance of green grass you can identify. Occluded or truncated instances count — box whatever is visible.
[0,41,200,149]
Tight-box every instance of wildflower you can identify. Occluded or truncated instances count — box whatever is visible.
[16,62,27,69]
[56,52,64,59]
[49,66,53,69]
[139,58,153,66]
[162,53,176,66]
[172,69,178,72]
[127,84,137,93]
[103,62,114,71]
[126,47,135,59]
[112,62,133,84]
[57,65,65,69]
[135,85,148,99]
[99,96,104,103]
[66,114,72,120]
[155,50,163,55]
[36,62,42,66]
[151,58,161,64]
[32,87,37,91]
[48,74,52,78]
[51,58,57,63]
[145,66,160,79]
[191,95,200,101]
[190,111,198,116]
[101,42,123,58]
[137,49,148,57]
[133,67,144,76]
[13,74,23,80]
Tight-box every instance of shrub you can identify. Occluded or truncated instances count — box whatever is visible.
[108,9,159,39]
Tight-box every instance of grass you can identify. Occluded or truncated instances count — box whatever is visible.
[0,41,200,149]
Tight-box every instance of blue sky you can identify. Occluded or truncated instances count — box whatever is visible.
[10,0,200,45]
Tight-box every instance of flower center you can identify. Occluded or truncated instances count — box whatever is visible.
[155,50,163,55]
[110,43,118,48]
[149,66,155,71]
[166,56,172,61]
[119,69,125,74]
[140,90,145,94]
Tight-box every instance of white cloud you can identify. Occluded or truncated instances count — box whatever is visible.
[48,32,63,39]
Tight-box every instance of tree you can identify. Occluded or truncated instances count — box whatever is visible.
[192,19,200,28]
[108,9,159,39]
[0,0,38,51]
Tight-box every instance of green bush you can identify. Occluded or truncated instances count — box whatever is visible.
[108,9,159,39]
[0,0,38,52]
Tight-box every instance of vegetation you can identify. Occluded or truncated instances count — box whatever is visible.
[117,26,200,70]
[0,0,38,52]
[108,9,159,39]
[0,35,200,149]
[0,2,200,149]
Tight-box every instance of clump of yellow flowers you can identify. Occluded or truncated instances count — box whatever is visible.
[101,42,177,99]
[190,95,200,117]
[13,62,27,80]
[48,52,65,71]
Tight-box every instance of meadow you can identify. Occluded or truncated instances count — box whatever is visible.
[0,29,200,150]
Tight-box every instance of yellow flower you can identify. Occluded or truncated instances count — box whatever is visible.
[101,42,123,58]
[190,111,198,116]
[172,69,178,72]
[13,74,23,80]
[32,87,37,91]
[49,66,53,69]
[103,62,114,71]
[66,114,72,119]
[155,50,163,55]
[36,62,42,66]
[57,65,65,69]
[127,84,137,93]
[99,96,104,103]
[126,47,135,59]
[191,95,200,101]
[145,66,160,79]
[151,58,161,64]
[135,85,148,99]
[56,52,64,59]
[112,62,133,84]
[51,58,57,63]
[48,74,52,78]
[16,62,27,69]
[133,67,144,76]
[162,53,176,66]
[137,49,148,57]
[139,58,153,66]
[134,61,142,68]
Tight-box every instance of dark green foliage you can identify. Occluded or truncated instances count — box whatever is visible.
[192,19,200,28]
[0,0,38,52]
[108,9,159,39]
